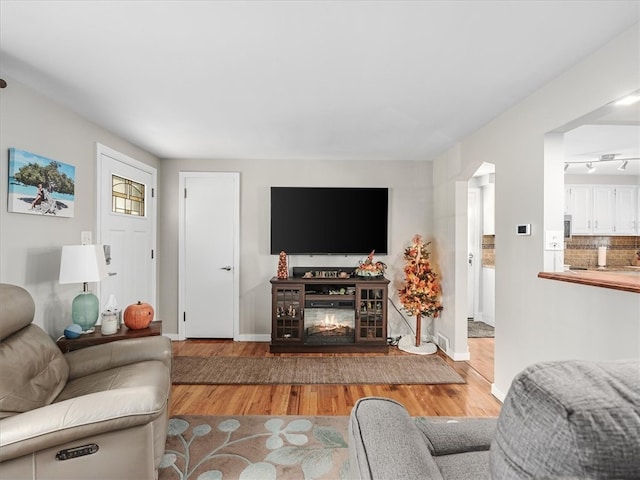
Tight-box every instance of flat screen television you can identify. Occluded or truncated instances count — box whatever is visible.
[270,187,388,255]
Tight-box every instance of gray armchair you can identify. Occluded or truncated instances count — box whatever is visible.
[349,359,640,479]
[0,283,172,479]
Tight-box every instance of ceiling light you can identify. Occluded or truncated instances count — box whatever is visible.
[618,160,628,171]
[599,154,616,161]
[586,162,595,173]
[614,94,640,106]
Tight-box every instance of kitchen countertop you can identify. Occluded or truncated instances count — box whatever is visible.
[538,268,640,294]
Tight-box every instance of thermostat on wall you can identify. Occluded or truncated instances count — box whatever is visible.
[516,224,531,236]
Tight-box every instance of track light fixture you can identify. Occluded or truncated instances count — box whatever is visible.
[564,154,639,173]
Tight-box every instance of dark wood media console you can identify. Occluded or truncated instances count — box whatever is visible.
[270,274,389,353]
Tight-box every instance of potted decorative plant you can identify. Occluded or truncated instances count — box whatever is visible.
[398,234,443,347]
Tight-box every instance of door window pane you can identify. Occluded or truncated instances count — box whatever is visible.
[112,175,145,216]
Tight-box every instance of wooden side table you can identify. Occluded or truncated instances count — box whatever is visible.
[56,321,162,353]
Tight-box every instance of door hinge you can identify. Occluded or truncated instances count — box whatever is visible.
[184,188,187,199]
[183,312,186,322]
[152,187,155,198]
[151,249,154,259]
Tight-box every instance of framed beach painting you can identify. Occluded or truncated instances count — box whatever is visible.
[8,148,75,217]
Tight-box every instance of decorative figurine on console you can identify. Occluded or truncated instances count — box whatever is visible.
[354,250,386,277]
[277,250,289,279]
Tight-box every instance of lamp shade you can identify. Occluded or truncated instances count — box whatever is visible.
[59,245,108,332]
[59,245,108,284]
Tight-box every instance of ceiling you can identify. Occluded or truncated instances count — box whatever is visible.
[563,100,640,176]
[1,1,639,163]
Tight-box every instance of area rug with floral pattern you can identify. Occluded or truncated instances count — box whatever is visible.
[159,415,350,480]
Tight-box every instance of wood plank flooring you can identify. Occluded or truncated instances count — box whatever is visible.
[467,337,494,383]
[170,338,500,418]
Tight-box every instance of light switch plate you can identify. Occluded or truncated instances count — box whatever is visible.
[545,230,563,251]
[81,231,92,245]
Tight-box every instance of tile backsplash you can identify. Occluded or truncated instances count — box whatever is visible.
[482,235,495,267]
[481,235,640,269]
[564,236,640,268]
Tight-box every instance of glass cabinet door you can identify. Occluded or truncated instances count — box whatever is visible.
[273,286,302,341]
[356,286,386,342]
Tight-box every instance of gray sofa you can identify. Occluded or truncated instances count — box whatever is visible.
[349,359,640,479]
[0,283,172,479]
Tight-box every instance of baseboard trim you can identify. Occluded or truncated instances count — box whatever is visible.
[166,333,270,342]
[235,334,271,342]
[491,384,506,403]
[436,344,471,361]
[450,350,471,361]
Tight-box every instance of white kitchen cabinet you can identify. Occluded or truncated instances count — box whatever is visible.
[565,185,640,235]
[565,185,593,234]
[614,186,638,234]
[592,187,615,234]
[480,267,495,326]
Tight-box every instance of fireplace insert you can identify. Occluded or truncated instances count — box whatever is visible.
[304,299,355,344]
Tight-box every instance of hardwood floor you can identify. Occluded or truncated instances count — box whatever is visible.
[170,338,500,418]
[467,337,495,383]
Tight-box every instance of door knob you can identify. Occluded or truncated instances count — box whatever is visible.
[220,266,232,271]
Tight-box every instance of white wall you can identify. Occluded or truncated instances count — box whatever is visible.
[158,158,434,338]
[432,24,640,395]
[565,174,640,185]
[432,144,470,360]
[0,76,159,337]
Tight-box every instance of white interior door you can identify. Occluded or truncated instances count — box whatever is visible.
[97,144,157,315]
[467,189,481,320]
[179,172,239,338]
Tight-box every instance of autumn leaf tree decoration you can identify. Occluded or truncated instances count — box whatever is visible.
[398,234,444,346]
[277,251,289,279]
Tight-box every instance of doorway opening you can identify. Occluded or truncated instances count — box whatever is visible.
[466,162,495,383]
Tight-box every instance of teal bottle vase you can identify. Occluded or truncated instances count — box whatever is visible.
[72,291,100,331]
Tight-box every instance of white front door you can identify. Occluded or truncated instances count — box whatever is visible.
[179,172,239,338]
[97,144,157,315]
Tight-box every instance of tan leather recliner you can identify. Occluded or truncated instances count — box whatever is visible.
[0,283,172,479]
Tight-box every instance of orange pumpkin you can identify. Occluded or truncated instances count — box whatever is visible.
[124,301,154,330]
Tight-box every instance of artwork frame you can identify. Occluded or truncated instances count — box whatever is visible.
[8,148,76,217]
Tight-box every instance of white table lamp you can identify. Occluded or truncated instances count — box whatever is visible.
[59,245,109,332]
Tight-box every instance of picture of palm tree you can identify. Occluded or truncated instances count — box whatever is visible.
[8,148,76,217]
